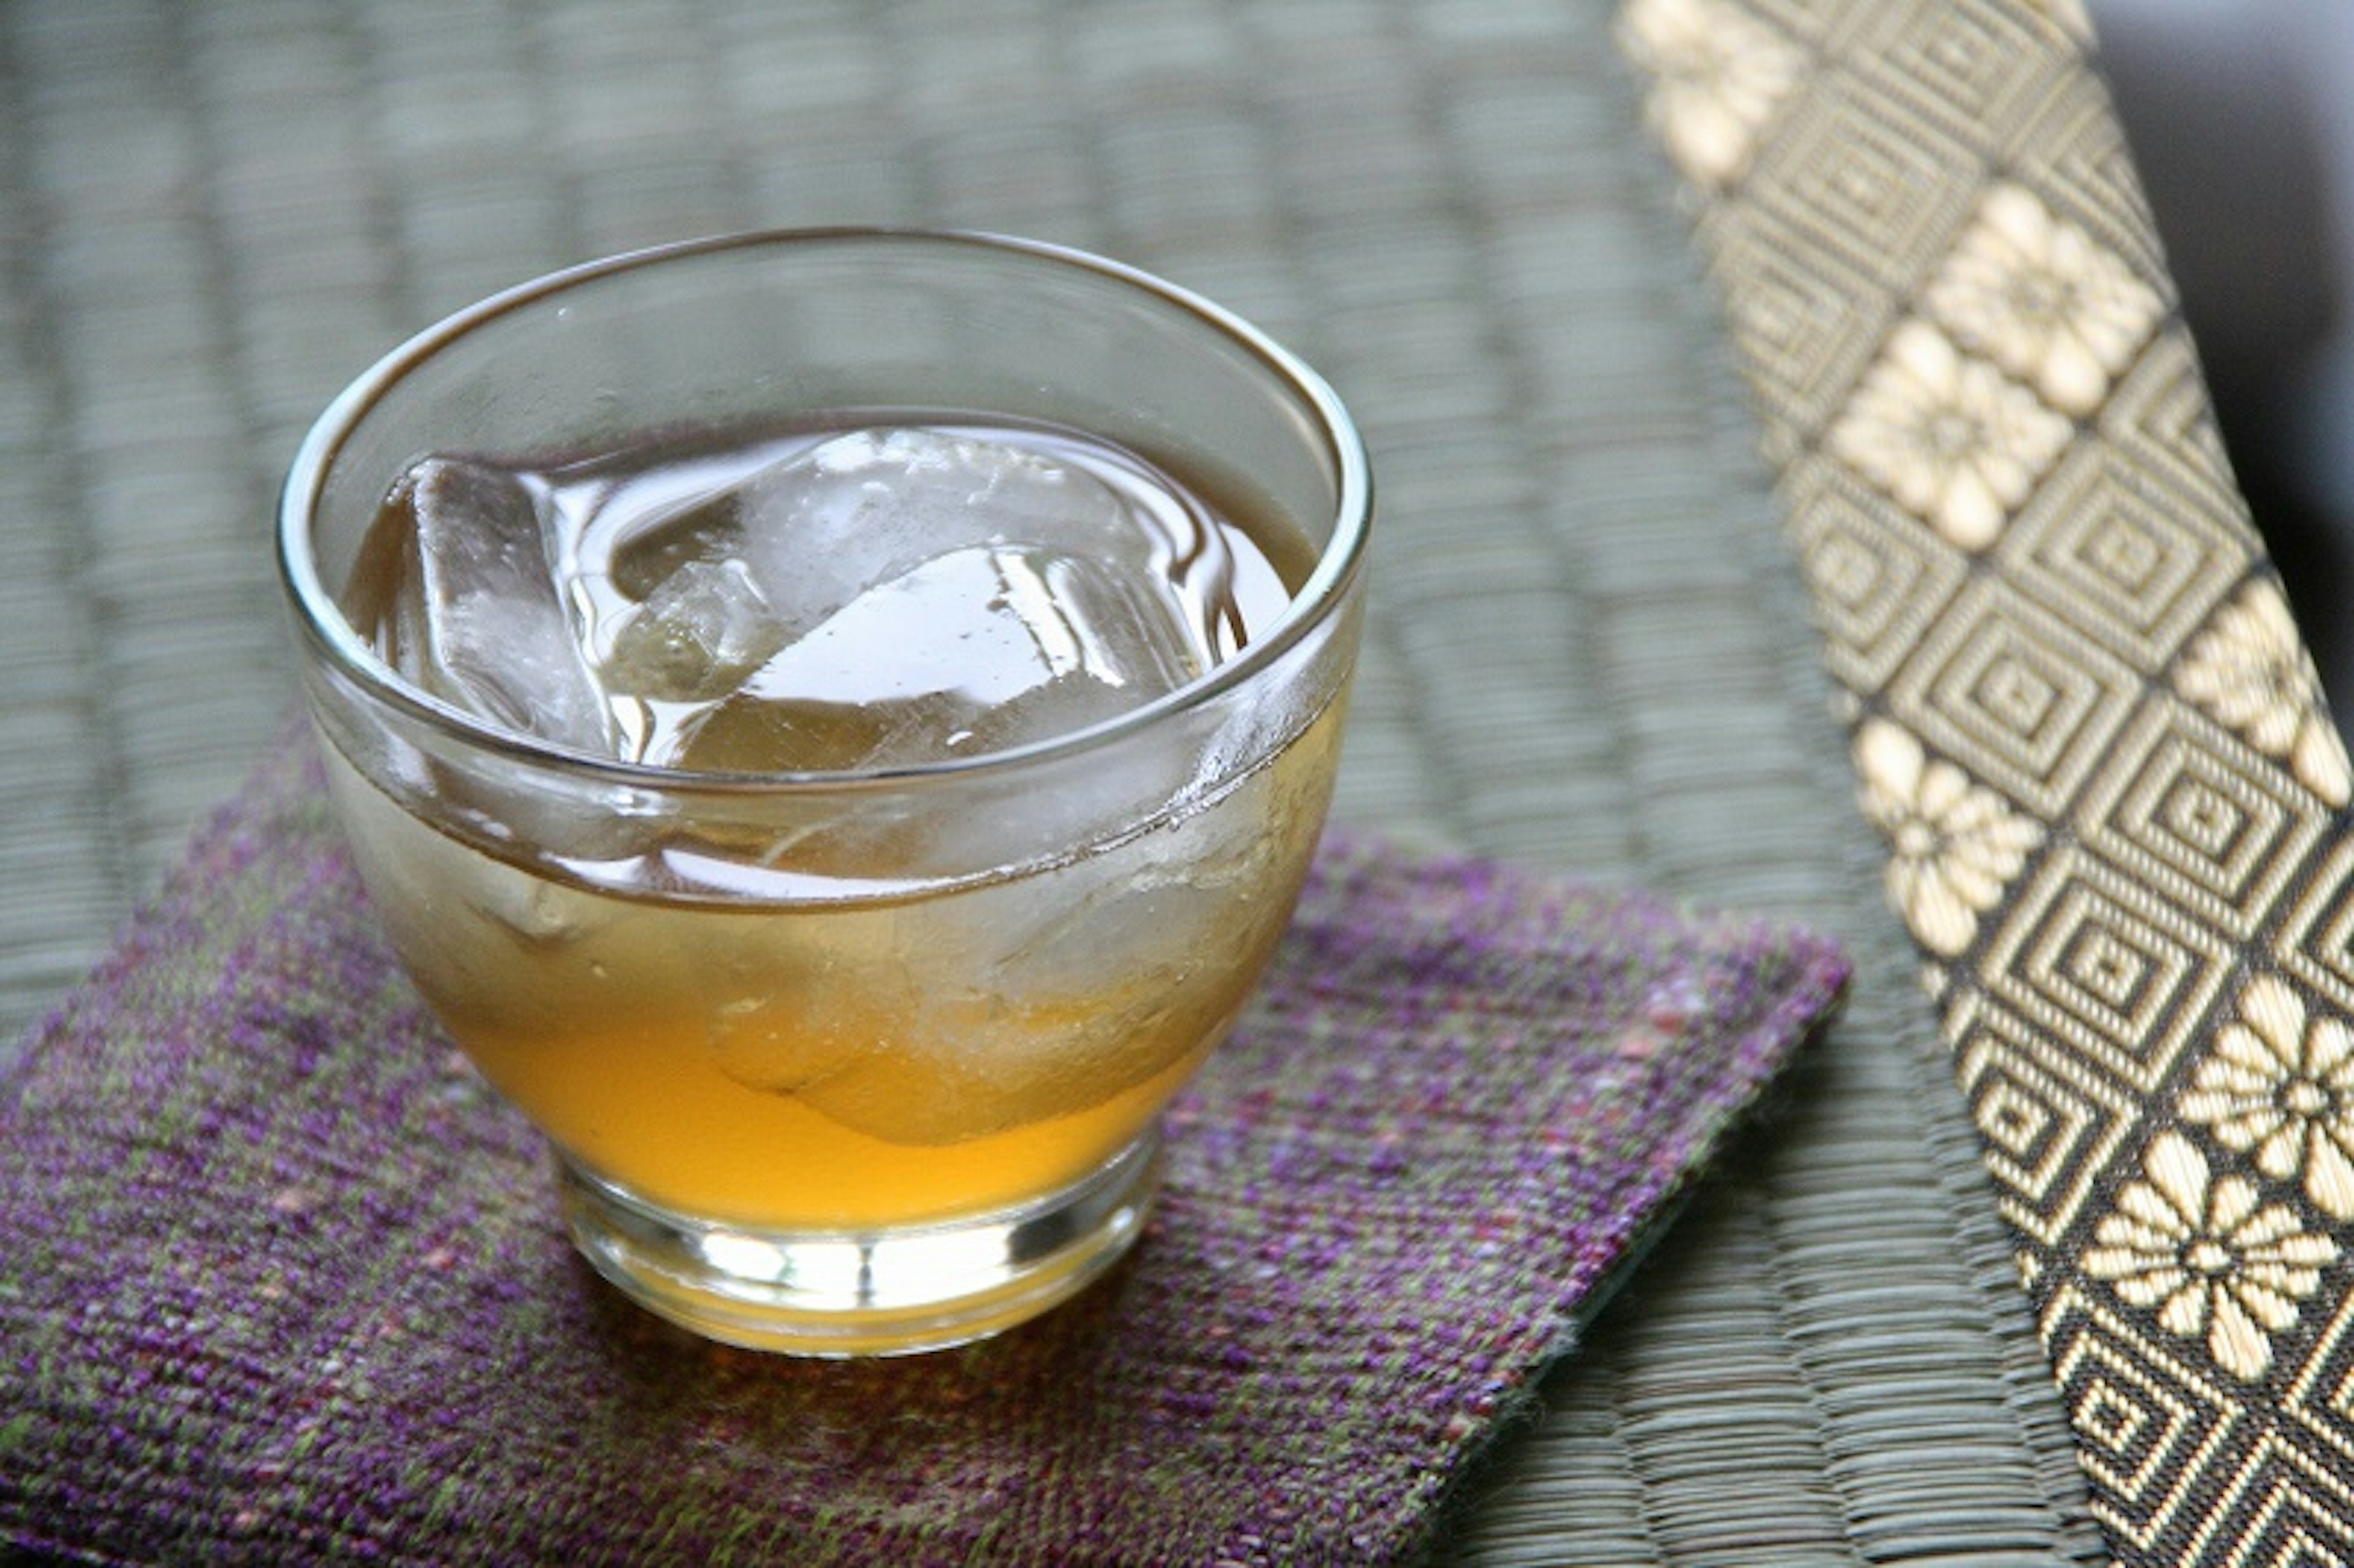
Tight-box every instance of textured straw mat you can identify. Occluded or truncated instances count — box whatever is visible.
[0,0,2111,1562]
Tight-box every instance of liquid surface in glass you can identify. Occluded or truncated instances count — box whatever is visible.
[345,417,1300,772]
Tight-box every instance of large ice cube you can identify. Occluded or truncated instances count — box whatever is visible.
[601,484,752,604]
[670,542,1201,773]
[346,456,619,754]
[728,427,1225,661]
[789,961,1244,1146]
[702,964,887,1097]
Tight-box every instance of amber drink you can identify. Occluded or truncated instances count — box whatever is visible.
[278,232,1370,1355]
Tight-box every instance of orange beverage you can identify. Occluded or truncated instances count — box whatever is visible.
[324,704,1339,1229]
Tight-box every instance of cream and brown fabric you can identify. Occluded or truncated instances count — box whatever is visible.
[1620,0,2354,1559]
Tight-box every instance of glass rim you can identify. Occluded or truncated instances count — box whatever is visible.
[277,226,1373,793]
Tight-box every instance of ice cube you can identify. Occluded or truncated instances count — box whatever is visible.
[703,980,882,1096]
[346,456,619,754]
[603,487,752,604]
[790,970,1238,1146]
[729,427,1219,656]
[601,557,785,703]
[465,873,602,950]
[669,542,1200,773]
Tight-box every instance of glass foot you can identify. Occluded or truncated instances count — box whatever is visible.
[557,1128,1162,1357]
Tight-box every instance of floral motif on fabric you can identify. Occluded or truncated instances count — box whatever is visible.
[2182,975,2354,1219]
[2084,1130,2337,1381]
[1925,183,2164,417]
[1617,0,1806,188]
[1854,718,2042,956]
[2174,577,2353,807]
[1827,320,2073,550]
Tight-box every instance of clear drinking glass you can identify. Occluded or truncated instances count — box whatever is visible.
[277,230,1371,1355]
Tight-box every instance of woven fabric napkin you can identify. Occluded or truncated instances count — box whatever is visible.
[0,736,1846,1566]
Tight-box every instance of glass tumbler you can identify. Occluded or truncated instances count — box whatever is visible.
[278,229,1371,1355]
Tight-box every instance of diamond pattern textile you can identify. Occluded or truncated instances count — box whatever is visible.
[1619,1,2354,1559]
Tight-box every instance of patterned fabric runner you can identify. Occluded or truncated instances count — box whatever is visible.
[1618,0,2354,1560]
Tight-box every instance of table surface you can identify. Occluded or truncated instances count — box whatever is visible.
[0,1,2146,1559]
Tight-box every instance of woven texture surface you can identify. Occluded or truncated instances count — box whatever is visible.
[0,0,2112,1560]
[1621,3,2354,1562]
[0,736,1845,1563]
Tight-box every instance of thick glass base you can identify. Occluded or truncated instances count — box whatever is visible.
[558,1128,1162,1357]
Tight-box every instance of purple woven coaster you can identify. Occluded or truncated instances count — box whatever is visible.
[0,737,1846,1566]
